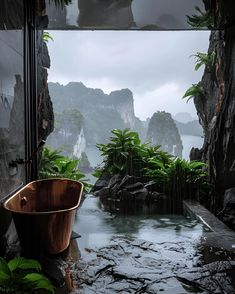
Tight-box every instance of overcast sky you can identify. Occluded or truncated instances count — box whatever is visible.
[47,30,210,120]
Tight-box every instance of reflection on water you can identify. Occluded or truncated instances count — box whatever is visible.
[74,194,204,253]
[49,0,207,30]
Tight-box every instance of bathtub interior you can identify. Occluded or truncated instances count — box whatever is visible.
[4,179,83,214]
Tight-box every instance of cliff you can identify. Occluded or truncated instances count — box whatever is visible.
[192,1,235,223]
[146,111,183,157]
[46,109,85,158]
[48,82,146,145]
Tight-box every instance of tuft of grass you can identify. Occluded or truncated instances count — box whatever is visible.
[182,84,204,102]
[186,6,214,29]
[43,32,54,43]
[191,51,216,71]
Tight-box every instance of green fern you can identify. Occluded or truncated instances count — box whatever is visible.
[186,6,214,29]
[182,84,204,102]
[192,52,216,71]
[43,32,54,43]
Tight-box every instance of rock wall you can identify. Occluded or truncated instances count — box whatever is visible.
[194,1,235,215]
[37,32,54,143]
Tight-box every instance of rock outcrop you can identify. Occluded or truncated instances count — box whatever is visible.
[147,111,183,157]
[46,109,85,157]
[92,173,170,214]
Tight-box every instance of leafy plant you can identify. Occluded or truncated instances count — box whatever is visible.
[145,158,208,202]
[43,32,54,43]
[186,6,214,29]
[0,257,55,294]
[191,52,216,71]
[97,129,148,176]
[182,83,204,102]
[96,129,210,205]
[39,146,91,192]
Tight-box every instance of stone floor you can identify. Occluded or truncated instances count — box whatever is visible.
[55,196,235,294]
[68,236,235,294]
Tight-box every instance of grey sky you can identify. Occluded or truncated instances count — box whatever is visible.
[47,30,210,120]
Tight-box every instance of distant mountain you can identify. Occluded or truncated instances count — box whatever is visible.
[147,111,183,157]
[173,112,196,123]
[175,120,203,137]
[48,82,146,148]
[48,82,203,164]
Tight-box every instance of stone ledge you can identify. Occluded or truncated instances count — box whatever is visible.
[183,200,235,252]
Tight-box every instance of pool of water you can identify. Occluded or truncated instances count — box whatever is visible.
[74,194,205,253]
[71,195,235,293]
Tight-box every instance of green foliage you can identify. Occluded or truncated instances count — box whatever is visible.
[39,146,91,192]
[97,129,148,176]
[0,257,55,294]
[186,6,214,29]
[96,129,209,202]
[182,83,204,102]
[192,52,216,71]
[145,158,208,200]
[42,32,54,43]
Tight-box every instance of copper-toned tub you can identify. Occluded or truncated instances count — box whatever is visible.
[4,178,83,255]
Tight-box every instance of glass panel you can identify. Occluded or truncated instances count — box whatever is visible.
[0,22,25,198]
[44,0,215,30]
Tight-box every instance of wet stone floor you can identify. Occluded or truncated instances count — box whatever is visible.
[68,195,235,293]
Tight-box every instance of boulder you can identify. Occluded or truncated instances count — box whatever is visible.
[91,173,111,192]
[130,188,149,202]
[223,188,235,208]
[125,182,144,192]
[108,174,122,188]
[119,175,139,189]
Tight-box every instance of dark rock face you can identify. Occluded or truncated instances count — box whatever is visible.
[37,32,54,143]
[189,147,203,161]
[147,111,183,157]
[220,188,235,230]
[194,2,235,215]
[93,173,170,214]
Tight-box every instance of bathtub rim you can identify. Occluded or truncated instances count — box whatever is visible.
[3,178,84,215]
